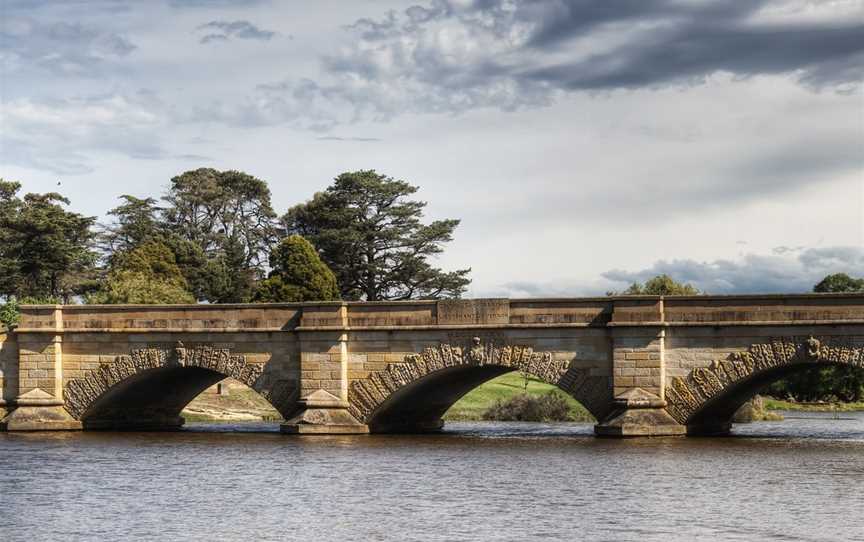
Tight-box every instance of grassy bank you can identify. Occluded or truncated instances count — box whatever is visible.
[763,398,864,412]
[443,372,595,422]
[182,385,282,422]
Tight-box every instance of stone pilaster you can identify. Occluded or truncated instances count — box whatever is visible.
[1,306,81,431]
[284,304,367,434]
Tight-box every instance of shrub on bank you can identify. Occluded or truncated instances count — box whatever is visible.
[482,392,574,422]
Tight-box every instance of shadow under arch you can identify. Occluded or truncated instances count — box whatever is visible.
[64,344,294,430]
[665,336,864,435]
[348,339,612,433]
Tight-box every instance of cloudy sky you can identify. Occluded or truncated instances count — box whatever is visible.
[1,0,862,297]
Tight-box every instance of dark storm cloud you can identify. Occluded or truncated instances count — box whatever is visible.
[601,246,864,294]
[313,0,864,118]
[197,20,276,44]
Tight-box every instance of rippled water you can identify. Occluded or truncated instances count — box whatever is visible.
[1,412,863,542]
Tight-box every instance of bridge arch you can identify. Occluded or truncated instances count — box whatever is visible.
[64,343,294,430]
[665,336,864,435]
[348,338,612,432]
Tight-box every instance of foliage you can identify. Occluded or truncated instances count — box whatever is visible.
[99,170,280,303]
[100,195,164,257]
[252,235,339,302]
[162,168,278,266]
[609,274,700,296]
[283,170,470,300]
[482,392,574,422]
[814,273,864,293]
[87,241,195,304]
[0,180,98,302]
[445,372,594,422]
[0,298,19,329]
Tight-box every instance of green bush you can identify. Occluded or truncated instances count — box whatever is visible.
[482,392,574,422]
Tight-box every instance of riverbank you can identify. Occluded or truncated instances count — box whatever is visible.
[182,384,282,422]
[443,372,595,422]
[764,398,864,412]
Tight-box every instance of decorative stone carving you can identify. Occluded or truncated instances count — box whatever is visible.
[665,336,864,424]
[64,344,263,420]
[348,339,609,423]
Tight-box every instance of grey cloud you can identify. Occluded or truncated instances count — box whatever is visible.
[169,0,266,6]
[601,246,864,294]
[238,0,862,129]
[316,136,381,142]
[0,18,135,77]
[1,93,174,175]
[197,20,276,44]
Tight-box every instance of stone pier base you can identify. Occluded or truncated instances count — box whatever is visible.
[280,390,369,435]
[595,388,685,437]
[0,390,82,431]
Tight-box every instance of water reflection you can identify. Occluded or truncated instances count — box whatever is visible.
[0,412,862,542]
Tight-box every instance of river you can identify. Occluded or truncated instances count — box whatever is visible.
[1,412,863,542]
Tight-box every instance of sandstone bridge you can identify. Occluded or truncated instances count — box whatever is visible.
[1,295,862,437]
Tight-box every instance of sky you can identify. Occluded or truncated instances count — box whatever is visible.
[1,0,862,297]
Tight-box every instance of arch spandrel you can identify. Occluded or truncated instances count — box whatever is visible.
[665,336,864,425]
[348,337,612,424]
[62,342,290,420]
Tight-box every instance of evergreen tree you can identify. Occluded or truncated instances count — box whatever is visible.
[283,170,470,300]
[609,274,701,296]
[0,180,98,302]
[87,241,195,304]
[253,235,339,302]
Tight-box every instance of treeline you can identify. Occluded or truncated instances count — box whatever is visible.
[0,169,471,317]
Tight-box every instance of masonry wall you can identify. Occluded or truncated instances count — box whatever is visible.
[665,325,864,383]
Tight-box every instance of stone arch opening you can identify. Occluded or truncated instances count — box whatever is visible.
[348,339,612,433]
[64,343,295,430]
[665,336,864,435]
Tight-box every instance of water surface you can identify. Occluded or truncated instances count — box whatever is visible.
[1,412,862,541]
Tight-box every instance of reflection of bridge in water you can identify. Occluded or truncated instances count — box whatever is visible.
[1,294,862,437]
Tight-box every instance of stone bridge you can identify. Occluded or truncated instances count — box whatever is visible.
[1,294,862,437]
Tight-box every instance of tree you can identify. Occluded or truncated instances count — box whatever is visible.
[100,195,164,257]
[610,274,700,296]
[814,273,864,293]
[162,168,278,267]
[87,241,195,304]
[160,168,279,302]
[0,180,98,302]
[253,235,339,302]
[283,170,470,300]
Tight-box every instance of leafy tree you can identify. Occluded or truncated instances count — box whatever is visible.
[87,241,195,304]
[283,170,470,300]
[159,168,279,302]
[610,274,701,296]
[100,195,164,257]
[814,273,864,293]
[253,235,339,302]
[0,180,98,302]
[162,168,278,268]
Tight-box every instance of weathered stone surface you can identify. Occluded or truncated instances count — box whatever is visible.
[347,337,609,425]
[665,336,864,426]
[3,295,862,437]
[64,343,263,420]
